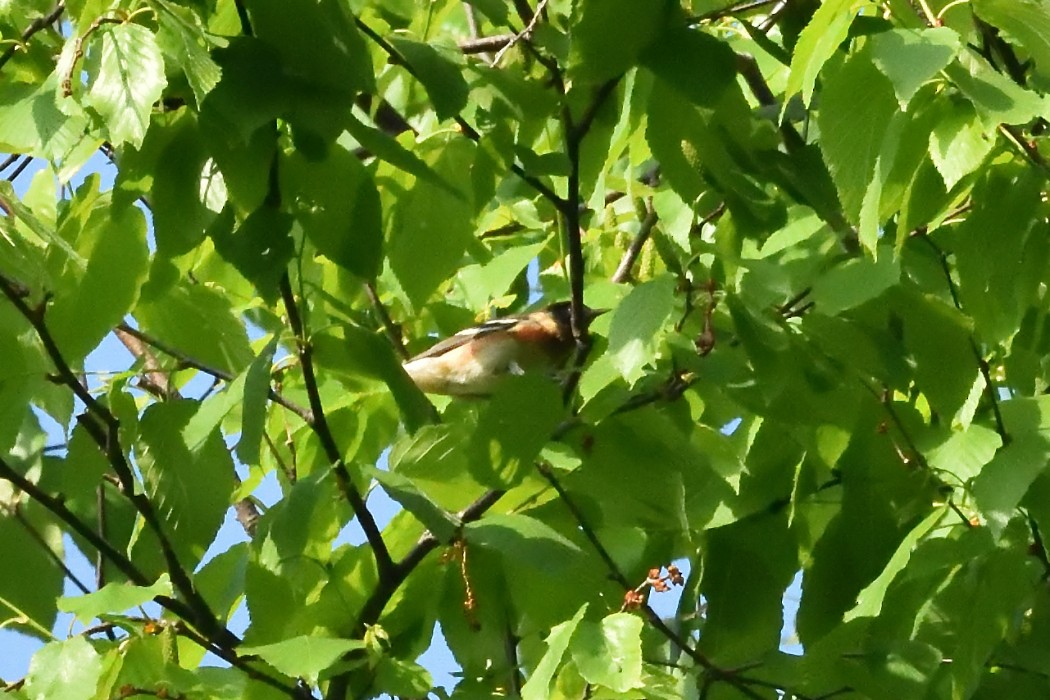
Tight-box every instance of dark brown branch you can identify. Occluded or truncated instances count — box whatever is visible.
[115,322,312,423]
[279,275,396,581]
[0,1,64,72]
[61,14,124,96]
[114,325,263,536]
[326,487,506,700]
[0,273,235,649]
[5,155,34,182]
[611,198,658,284]
[458,33,515,54]
[735,52,805,153]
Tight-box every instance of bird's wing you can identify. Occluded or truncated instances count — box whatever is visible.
[405,317,519,362]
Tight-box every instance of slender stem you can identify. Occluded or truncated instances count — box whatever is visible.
[0,273,235,648]
[352,16,567,211]
[0,1,64,72]
[6,504,91,595]
[115,322,312,423]
[364,282,408,360]
[611,198,658,284]
[279,275,396,581]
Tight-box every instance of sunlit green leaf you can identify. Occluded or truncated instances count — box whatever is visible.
[58,575,172,624]
[85,23,167,149]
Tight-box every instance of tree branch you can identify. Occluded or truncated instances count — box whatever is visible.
[115,322,312,423]
[278,275,396,582]
[363,282,408,361]
[535,462,783,699]
[0,1,64,73]
[0,273,235,648]
[611,198,658,284]
[113,325,263,537]
[352,16,567,212]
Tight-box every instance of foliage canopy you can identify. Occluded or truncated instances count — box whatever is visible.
[2,0,1050,698]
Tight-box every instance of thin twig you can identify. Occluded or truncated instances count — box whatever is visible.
[114,325,263,536]
[364,282,408,360]
[5,155,34,182]
[61,15,125,96]
[115,322,312,423]
[0,1,64,72]
[493,0,548,65]
[279,275,396,581]
[916,235,1008,440]
[6,504,92,594]
[459,33,515,55]
[612,198,658,284]
[0,273,235,648]
[353,16,567,211]
[689,0,781,22]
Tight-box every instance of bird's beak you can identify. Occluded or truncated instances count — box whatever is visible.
[584,307,609,324]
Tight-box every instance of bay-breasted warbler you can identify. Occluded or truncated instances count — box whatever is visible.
[402,301,605,396]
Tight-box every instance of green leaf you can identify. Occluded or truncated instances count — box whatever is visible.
[386,137,476,308]
[812,253,899,315]
[209,204,294,303]
[570,0,669,83]
[246,0,373,95]
[0,502,63,641]
[136,400,236,572]
[388,37,469,121]
[373,657,433,697]
[570,613,644,692]
[343,114,461,196]
[700,514,799,664]
[49,202,149,363]
[134,281,254,374]
[952,166,1045,345]
[465,513,582,573]
[154,0,223,106]
[456,242,546,310]
[870,27,960,106]
[947,544,1040,699]
[973,0,1050,84]
[573,409,733,533]
[925,424,1002,484]
[85,23,167,149]
[236,337,279,466]
[240,636,365,684]
[944,52,1047,127]
[929,101,994,190]
[281,144,383,280]
[894,288,980,422]
[24,637,103,700]
[817,50,899,225]
[365,465,461,542]
[118,110,212,255]
[846,507,947,621]
[974,435,1048,535]
[312,326,434,433]
[521,604,588,700]
[57,575,173,624]
[0,75,87,161]
[607,275,674,385]
[469,374,564,488]
[785,0,873,107]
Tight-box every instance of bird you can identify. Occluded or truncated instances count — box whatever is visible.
[402,301,606,396]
